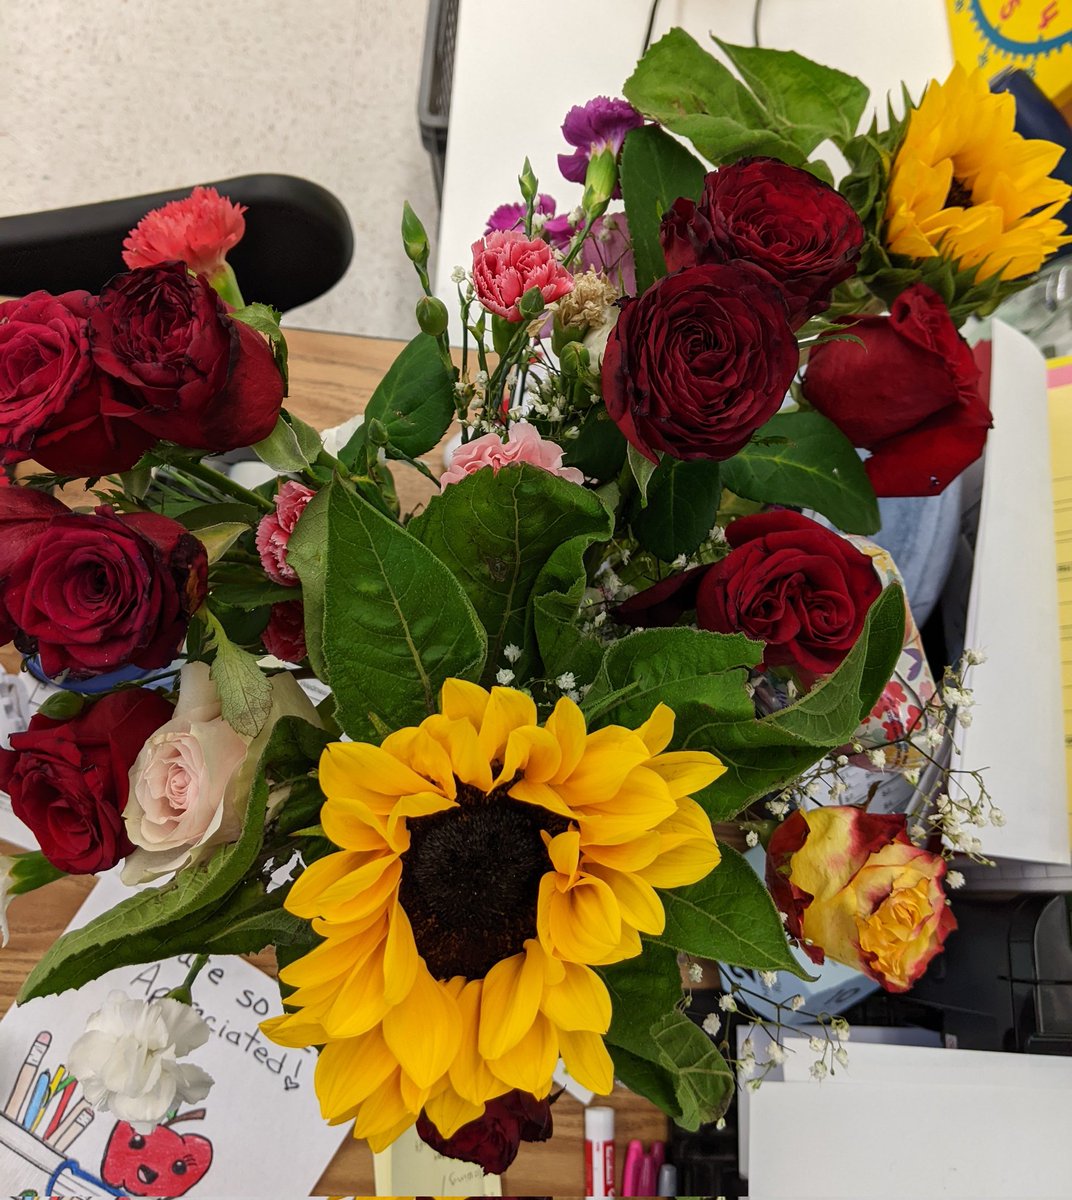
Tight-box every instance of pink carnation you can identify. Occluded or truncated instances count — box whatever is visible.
[122,186,247,277]
[471,231,573,322]
[255,480,316,585]
[440,421,585,488]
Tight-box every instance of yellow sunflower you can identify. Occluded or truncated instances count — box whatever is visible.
[885,64,1071,281]
[262,678,723,1151]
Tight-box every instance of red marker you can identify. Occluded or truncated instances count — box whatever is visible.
[585,1105,615,1198]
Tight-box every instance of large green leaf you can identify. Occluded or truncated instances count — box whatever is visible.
[628,457,722,560]
[601,942,686,1061]
[721,410,880,535]
[318,478,486,739]
[19,716,329,1001]
[407,464,609,685]
[649,1010,734,1130]
[619,125,707,294]
[654,846,806,974]
[715,39,869,152]
[285,485,331,680]
[339,333,455,463]
[209,624,274,737]
[606,1045,683,1119]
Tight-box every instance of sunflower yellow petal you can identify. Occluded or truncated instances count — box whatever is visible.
[315,1027,398,1121]
[381,727,457,797]
[558,1029,615,1095]
[587,864,666,935]
[323,937,393,1038]
[423,1086,486,1139]
[440,677,491,728]
[499,725,563,786]
[540,961,612,1033]
[382,964,462,1089]
[648,749,726,798]
[545,874,623,963]
[260,1011,329,1048]
[352,1069,416,1145]
[285,849,364,918]
[449,978,513,1106]
[320,741,440,800]
[487,1011,558,1097]
[635,703,675,754]
[383,901,420,1005]
[546,696,588,781]
[545,828,581,880]
[479,686,539,762]
[478,943,547,1059]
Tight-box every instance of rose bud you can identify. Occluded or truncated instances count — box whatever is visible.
[260,600,308,664]
[602,262,798,463]
[766,806,957,992]
[1,502,208,678]
[471,231,574,322]
[88,262,283,454]
[659,158,864,326]
[617,511,883,681]
[0,688,174,873]
[803,283,991,496]
[256,480,317,585]
[416,1089,553,1174]
[0,291,154,475]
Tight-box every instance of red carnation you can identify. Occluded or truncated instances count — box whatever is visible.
[261,600,308,664]
[122,186,247,278]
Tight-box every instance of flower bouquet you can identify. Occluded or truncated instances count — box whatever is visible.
[0,28,1067,1175]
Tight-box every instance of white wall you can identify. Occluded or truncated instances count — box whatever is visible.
[0,0,437,338]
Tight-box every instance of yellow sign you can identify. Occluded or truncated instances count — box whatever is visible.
[946,0,1072,106]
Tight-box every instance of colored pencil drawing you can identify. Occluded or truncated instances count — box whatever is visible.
[101,1113,213,1197]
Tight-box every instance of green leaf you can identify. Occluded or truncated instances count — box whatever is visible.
[619,125,707,294]
[650,1010,734,1130]
[232,302,288,393]
[18,716,329,1001]
[627,444,658,504]
[207,617,274,737]
[340,334,455,463]
[285,486,331,679]
[195,521,250,565]
[654,845,806,974]
[209,564,301,611]
[601,942,686,1061]
[714,39,869,152]
[721,411,880,535]
[178,501,262,532]
[318,477,486,739]
[252,413,314,473]
[629,458,722,560]
[605,1045,683,1119]
[562,406,628,482]
[408,464,610,684]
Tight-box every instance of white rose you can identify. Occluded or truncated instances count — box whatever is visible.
[122,662,319,883]
[67,990,213,1130]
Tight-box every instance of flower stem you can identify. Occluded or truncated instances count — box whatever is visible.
[166,953,210,1005]
[163,455,274,513]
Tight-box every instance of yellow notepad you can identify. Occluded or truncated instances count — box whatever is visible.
[1047,355,1072,833]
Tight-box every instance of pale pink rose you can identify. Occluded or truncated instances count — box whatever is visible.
[122,661,318,882]
[471,230,574,322]
[440,421,585,488]
[122,186,247,277]
[255,480,316,585]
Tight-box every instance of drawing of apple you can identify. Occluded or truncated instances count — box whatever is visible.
[102,1113,213,1197]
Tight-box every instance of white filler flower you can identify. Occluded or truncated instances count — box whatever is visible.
[68,991,213,1130]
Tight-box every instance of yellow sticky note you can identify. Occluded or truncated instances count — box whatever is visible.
[1047,354,1072,834]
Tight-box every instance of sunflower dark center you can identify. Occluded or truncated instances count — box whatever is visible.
[945,176,974,208]
[399,775,570,980]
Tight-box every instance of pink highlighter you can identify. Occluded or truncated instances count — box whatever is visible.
[623,1138,667,1197]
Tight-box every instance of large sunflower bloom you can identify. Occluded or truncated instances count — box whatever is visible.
[885,65,1071,282]
[262,679,723,1150]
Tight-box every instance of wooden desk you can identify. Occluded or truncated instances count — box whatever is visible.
[0,327,669,1196]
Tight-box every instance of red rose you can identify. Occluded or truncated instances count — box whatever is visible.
[618,511,882,679]
[0,689,174,873]
[659,158,864,327]
[602,262,798,463]
[802,283,990,496]
[416,1089,552,1174]
[261,600,307,664]
[1,501,208,678]
[89,263,283,453]
[0,291,154,475]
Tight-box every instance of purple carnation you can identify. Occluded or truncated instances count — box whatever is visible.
[484,193,557,237]
[558,96,644,193]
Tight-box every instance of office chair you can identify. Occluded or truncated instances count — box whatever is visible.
[0,173,354,310]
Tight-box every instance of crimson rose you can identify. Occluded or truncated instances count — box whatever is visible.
[618,510,882,678]
[803,283,990,496]
[0,689,174,873]
[416,1089,552,1174]
[89,262,283,452]
[602,262,797,462]
[659,158,864,326]
[0,291,153,475]
[1,501,208,678]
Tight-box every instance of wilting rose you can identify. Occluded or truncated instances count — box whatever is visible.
[0,291,153,475]
[803,283,990,496]
[122,186,247,278]
[660,158,864,325]
[261,600,308,664]
[617,511,883,680]
[440,422,584,487]
[472,231,574,322]
[766,806,957,992]
[89,262,283,453]
[416,1089,552,1174]
[0,689,174,873]
[602,262,798,463]
[122,662,319,882]
[255,480,316,585]
[1,502,208,678]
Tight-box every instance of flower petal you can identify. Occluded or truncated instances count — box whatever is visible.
[382,965,462,1090]
[558,1028,615,1094]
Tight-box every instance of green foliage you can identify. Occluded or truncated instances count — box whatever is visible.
[284,485,331,680]
[628,457,722,560]
[619,125,707,293]
[311,478,486,740]
[562,407,628,482]
[408,464,610,685]
[627,444,659,503]
[209,563,300,611]
[205,613,273,737]
[231,302,289,392]
[721,411,880,535]
[251,410,323,472]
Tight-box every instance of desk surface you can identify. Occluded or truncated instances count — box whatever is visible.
[0,325,669,1196]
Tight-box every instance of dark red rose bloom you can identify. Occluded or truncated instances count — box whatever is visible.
[89,262,283,453]
[416,1090,552,1174]
[0,688,173,873]
[602,262,798,463]
[619,511,882,679]
[261,600,307,664]
[659,158,864,327]
[803,283,990,496]
[0,291,154,475]
[1,500,208,678]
